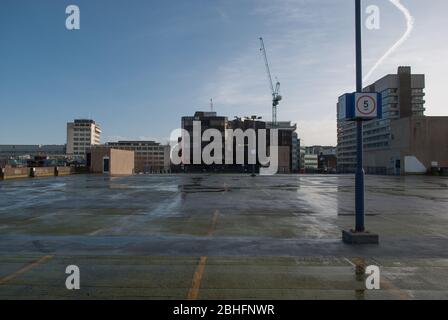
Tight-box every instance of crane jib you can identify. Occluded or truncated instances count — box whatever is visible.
[259,37,282,127]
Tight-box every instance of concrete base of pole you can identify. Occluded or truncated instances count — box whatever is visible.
[342,230,379,245]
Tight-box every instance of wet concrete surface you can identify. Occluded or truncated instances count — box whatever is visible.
[1,174,448,299]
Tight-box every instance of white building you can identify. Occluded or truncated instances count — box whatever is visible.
[66,119,101,160]
[303,154,318,170]
[337,66,425,173]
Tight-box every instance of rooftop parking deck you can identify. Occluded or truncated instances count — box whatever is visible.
[1,174,448,299]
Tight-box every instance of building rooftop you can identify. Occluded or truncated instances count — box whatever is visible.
[73,119,97,125]
[108,141,161,146]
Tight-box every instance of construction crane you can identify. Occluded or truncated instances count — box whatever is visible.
[259,37,282,128]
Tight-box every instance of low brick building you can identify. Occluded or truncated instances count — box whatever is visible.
[107,141,171,173]
[89,146,134,175]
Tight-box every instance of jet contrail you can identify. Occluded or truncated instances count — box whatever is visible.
[363,0,414,84]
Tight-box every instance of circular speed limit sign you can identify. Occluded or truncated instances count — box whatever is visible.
[356,95,377,116]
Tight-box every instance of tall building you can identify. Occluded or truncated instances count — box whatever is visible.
[180,112,296,173]
[106,141,171,173]
[181,111,228,172]
[228,117,267,173]
[66,119,101,160]
[266,121,298,173]
[337,66,426,173]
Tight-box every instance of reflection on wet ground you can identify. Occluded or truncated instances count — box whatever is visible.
[0,174,448,299]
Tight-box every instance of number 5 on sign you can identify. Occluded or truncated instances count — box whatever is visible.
[338,92,382,121]
[354,93,382,120]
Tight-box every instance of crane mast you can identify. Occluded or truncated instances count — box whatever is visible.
[259,37,282,128]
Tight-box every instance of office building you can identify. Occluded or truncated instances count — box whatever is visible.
[303,154,318,172]
[318,148,337,173]
[337,66,448,175]
[107,141,171,173]
[337,66,426,173]
[180,112,296,174]
[266,121,299,173]
[181,111,229,172]
[298,146,336,173]
[67,119,101,160]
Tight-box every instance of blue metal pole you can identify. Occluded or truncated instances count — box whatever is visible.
[252,119,256,177]
[355,0,365,232]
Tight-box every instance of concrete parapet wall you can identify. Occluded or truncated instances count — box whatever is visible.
[31,167,55,178]
[1,166,79,180]
[55,166,75,176]
[0,167,31,180]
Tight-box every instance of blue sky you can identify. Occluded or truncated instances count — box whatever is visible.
[1,0,447,146]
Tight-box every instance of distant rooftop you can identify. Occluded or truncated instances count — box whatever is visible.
[108,141,160,145]
[194,111,217,118]
[73,119,96,124]
[266,121,297,130]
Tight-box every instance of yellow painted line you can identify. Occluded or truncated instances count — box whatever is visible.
[187,210,220,300]
[348,257,411,300]
[187,256,208,300]
[381,276,411,300]
[0,255,53,285]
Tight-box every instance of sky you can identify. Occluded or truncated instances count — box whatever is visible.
[1,0,447,146]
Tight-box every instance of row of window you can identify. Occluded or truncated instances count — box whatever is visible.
[364,134,390,143]
[364,141,389,149]
[73,128,92,132]
[364,126,390,136]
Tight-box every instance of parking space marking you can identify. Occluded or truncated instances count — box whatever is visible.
[381,276,411,300]
[187,256,207,300]
[0,255,53,285]
[346,257,411,300]
[187,209,219,300]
